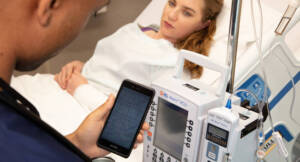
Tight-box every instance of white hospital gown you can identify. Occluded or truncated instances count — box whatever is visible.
[74,23,179,111]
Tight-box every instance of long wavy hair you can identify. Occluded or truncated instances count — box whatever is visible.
[174,0,224,78]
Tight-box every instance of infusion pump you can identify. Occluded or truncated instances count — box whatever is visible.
[199,105,259,162]
[143,50,229,162]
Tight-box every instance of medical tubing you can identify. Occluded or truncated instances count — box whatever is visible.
[274,54,300,127]
[228,89,264,155]
[250,0,276,133]
[251,0,290,161]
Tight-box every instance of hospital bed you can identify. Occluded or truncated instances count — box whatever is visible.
[11,0,300,161]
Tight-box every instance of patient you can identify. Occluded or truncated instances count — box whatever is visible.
[54,0,224,111]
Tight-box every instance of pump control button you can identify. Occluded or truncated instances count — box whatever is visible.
[149,122,154,127]
[187,137,191,142]
[150,117,154,121]
[159,156,164,162]
[187,132,192,137]
[186,143,190,148]
[150,112,155,116]
[152,157,157,162]
[188,126,193,131]
[183,157,188,162]
[151,107,156,111]
[189,120,194,125]
[167,157,171,162]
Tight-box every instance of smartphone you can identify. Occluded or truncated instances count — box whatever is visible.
[97,79,155,158]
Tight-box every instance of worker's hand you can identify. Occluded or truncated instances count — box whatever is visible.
[66,95,150,158]
[55,60,84,89]
[65,72,88,95]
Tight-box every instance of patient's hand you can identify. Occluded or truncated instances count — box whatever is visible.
[55,60,84,89]
[65,72,88,95]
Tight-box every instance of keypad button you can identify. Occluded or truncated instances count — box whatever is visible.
[183,157,188,162]
[150,117,154,121]
[186,137,191,142]
[186,143,190,148]
[150,111,155,116]
[149,122,154,127]
[167,157,171,162]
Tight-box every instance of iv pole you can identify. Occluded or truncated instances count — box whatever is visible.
[227,0,243,93]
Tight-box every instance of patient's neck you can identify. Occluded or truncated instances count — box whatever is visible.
[144,30,176,44]
[156,31,176,44]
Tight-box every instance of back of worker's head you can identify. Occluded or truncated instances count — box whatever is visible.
[0,0,108,71]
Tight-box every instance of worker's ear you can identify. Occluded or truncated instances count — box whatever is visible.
[37,0,60,27]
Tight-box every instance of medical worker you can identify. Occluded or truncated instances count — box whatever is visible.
[0,0,148,161]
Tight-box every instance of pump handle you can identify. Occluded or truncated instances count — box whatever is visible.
[175,50,229,97]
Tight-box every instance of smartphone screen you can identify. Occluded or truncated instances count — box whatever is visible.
[97,79,154,158]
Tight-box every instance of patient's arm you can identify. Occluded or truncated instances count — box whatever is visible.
[73,83,108,111]
[57,66,107,111]
[65,72,88,95]
[55,60,84,89]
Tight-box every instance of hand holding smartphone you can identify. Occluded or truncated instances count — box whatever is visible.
[97,79,155,158]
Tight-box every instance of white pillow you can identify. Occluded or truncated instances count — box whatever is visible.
[209,0,281,65]
[136,0,281,59]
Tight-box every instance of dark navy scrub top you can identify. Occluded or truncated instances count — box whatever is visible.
[0,78,90,162]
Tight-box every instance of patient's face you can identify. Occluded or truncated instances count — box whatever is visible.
[160,0,205,42]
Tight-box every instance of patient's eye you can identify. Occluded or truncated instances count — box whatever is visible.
[183,10,192,17]
[168,0,176,7]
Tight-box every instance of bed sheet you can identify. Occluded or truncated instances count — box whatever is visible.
[11,74,90,135]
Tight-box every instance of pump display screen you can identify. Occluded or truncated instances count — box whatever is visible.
[206,123,229,147]
[153,97,188,160]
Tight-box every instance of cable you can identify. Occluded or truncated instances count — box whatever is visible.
[249,0,292,161]
[249,1,269,158]
[250,0,276,133]
[274,53,300,127]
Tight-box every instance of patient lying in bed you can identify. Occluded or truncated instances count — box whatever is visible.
[12,0,224,132]
[54,0,227,112]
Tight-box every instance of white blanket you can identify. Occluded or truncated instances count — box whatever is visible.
[11,74,90,135]
[82,23,179,95]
